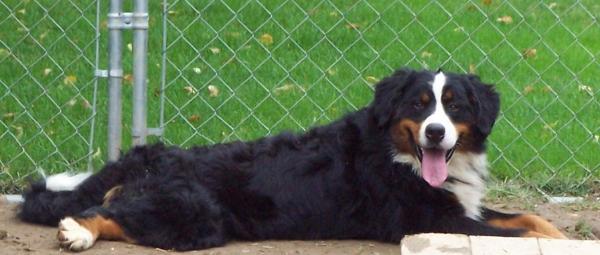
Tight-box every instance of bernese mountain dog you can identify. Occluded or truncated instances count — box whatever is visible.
[18,68,566,251]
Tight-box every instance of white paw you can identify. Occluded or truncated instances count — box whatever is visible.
[57,217,95,251]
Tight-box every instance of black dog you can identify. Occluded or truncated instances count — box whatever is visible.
[19,69,565,251]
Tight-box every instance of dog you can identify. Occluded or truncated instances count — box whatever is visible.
[18,68,566,251]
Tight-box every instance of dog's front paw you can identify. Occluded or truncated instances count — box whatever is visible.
[57,217,95,251]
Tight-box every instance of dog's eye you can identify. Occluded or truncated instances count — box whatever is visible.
[413,102,424,110]
[447,103,459,112]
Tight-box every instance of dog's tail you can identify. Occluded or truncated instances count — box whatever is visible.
[18,172,93,226]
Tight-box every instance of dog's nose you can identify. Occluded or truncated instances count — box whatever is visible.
[425,123,445,144]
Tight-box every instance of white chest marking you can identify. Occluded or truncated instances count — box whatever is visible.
[393,152,488,220]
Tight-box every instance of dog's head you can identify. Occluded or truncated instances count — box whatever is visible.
[370,68,500,187]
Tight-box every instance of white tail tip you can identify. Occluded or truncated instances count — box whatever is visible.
[45,172,92,192]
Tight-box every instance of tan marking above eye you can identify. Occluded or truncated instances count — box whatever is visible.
[420,93,430,104]
[443,89,453,100]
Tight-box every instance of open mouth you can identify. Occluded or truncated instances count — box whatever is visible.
[413,144,455,163]
[406,128,455,188]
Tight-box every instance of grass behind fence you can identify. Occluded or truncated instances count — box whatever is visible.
[0,0,598,194]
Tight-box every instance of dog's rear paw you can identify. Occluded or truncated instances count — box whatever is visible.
[57,217,95,251]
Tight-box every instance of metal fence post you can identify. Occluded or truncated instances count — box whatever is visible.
[132,0,149,146]
[107,0,124,161]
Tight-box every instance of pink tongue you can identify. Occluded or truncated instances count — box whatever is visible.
[421,149,448,187]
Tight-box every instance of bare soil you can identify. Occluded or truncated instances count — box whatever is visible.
[1,199,598,255]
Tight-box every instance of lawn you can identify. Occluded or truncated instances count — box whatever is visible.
[0,0,598,194]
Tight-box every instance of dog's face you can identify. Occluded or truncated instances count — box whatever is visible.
[371,69,500,187]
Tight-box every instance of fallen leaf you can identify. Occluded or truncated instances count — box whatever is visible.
[43,68,52,76]
[11,125,23,138]
[209,47,221,54]
[543,121,558,130]
[274,84,302,94]
[39,31,48,40]
[91,147,102,159]
[329,11,339,17]
[2,112,15,120]
[346,22,360,30]
[496,15,513,24]
[183,86,197,95]
[522,48,537,59]
[123,74,133,84]
[482,0,493,6]
[168,10,178,16]
[101,20,108,29]
[187,114,201,122]
[469,64,477,74]
[259,33,274,46]
[192,67,202,74]
[548,2,558,9]
[17,9,26,15]
[63,75,77,86]
[542,85,554,93]
[227,31,241,38]
[594,135,599,144]
[421,51,432,58]
[208,85,219,97]
[326,68,337,76]
[81,98,91,109]
[127,43,133,52]
[365,76,379,84]
[578,85,593,96]
[523,85,534,95]
[67,98,77,107]
[0,48,8,58]
[453,26,465,32]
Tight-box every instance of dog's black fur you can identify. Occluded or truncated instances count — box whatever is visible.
[19,69,526,251]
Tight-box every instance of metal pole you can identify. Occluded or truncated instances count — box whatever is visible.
[132,0,149,146]
[87,0,102,169]
[107,0,123,161]
[159,0,167,138]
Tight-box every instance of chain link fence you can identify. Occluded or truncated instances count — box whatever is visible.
[159,0,599,194]
[1,0,598,195]
[0,0,101,192]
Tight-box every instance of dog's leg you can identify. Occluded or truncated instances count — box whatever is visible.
[425,214,530,238]
[57,177,227,251]
[482,208,567,239]
[57,210,133,251]
[20,144,169,226]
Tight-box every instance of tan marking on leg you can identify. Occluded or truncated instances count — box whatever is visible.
[522,230,553,239]
[74,215,134,242]
[57,217,96,251]
[488,214,567,239]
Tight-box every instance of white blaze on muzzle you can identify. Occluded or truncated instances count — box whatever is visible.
[418,72,458,187]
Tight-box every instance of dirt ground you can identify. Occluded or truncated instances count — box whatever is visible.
[1,199,598,255]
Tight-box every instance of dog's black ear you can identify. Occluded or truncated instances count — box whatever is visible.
[467,75,500,136]
[370,69,415,127]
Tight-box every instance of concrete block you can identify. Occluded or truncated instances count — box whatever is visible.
[470,235,541,255]
[538,238,600,255]
[401,233,470,255]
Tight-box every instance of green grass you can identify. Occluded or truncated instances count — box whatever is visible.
[0,0,599,194]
